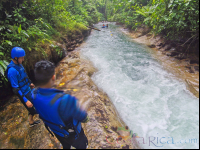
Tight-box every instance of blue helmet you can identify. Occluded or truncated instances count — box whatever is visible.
[11,47,25,59]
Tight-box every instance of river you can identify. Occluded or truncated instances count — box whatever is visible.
[80,22,199,149]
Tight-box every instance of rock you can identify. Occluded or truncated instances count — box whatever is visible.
[67,48,74,51]
[171,42,177,47]
[185,66,191,69]
[175,53,187,60]
[148,44,156,48]
[78,38,83,43]
[106,130,113,133]
[188,66,195,73]
[194,66,199,72]
[116,22,123,25]
[61,37,68,43]
[157,43,164,47]
[166,51,179,57]
[169,47,176,51]
[122,145,129,149]
[157,42,166,49]
[115,145,121,148]
[71,40,76,44]
[71,44,76,48]
[165,48,179,57]
[101,145,108,149]
[111,126,118,131]
[189,69,195,73]
[190,60,199,65]
[175,45,184,52]
[96,139,100,143]
[164,45,172,51]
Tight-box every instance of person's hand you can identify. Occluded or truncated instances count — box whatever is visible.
[30,83,35,89]
[26,101,33,108]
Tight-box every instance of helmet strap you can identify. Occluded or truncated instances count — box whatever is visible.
[14,57,19,65]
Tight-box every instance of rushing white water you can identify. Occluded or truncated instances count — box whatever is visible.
[80,22,199,149]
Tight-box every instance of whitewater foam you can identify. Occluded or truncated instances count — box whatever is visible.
[80,23,199,149]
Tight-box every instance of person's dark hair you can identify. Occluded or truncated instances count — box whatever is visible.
[34,60,55,85]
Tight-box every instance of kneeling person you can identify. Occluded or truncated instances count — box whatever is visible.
[32,60,89,149]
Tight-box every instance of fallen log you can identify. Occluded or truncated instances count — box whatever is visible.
[86,26,101,31]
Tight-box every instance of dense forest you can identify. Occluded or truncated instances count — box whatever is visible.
[0,0,199,100]
[0,0,103,96]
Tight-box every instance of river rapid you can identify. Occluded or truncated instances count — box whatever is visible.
[80,22,199,149]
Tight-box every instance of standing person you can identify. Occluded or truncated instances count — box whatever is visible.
[32,60,89,149]
[6,47,40,127]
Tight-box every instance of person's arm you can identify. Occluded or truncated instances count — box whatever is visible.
[58,95,88,123]
[8,68,29,104]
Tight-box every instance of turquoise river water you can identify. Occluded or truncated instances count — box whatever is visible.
[80,22,199,149]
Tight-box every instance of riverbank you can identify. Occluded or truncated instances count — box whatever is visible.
[0,29,138,149]
[120,26,199,98]
[53,44,139,149]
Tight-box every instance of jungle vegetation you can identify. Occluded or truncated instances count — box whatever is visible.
[105,0,199,55]
[0,0,199,98]
[0,0,103,91]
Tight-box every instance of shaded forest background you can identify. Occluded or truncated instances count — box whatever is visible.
[0,0,199,102]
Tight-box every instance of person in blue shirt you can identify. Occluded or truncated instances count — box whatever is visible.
[6,47,40,127]
[32,60,89,149]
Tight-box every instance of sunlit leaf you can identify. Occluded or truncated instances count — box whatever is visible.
[0,46,4,50]
[3,60,9,66]
[18,24,22,34]
[73,89,78,92]
[5,40,12,46]
[59,83,65,86]
[49,143,54,147]
[135,10,147,17]
[0,60,7,70]
[22,31,29,38]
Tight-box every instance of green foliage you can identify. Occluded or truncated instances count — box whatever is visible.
[0,50,9,87]
[143,0,199,39]
[106,0,148,29]
[1,0,197,90]
[105,0,199,41]
[0,0,102,89]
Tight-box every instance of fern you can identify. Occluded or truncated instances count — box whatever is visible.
[0,65,4,76]
[135,10,147,17]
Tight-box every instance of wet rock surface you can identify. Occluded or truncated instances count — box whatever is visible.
[0,47,138,149]
[0,96,62,149]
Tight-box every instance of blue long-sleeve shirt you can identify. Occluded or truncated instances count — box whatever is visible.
[31,88,87,135]
[7,61,31,103]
